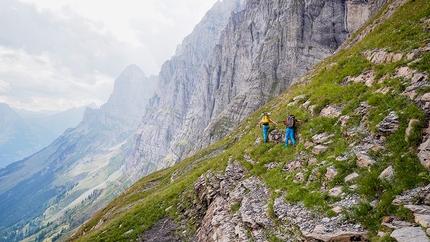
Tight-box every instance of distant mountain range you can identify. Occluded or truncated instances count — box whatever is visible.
[0,64,157,241]
[0,103,98,168]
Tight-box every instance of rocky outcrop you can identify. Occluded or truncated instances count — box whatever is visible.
[193,161,272,242]
[387,185,430,241]
[185,160,369,241]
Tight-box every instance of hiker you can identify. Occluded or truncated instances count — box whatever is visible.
[283,114,301,147]
[258,112,278,142]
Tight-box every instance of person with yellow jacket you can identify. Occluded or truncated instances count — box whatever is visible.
[258,112,278,142]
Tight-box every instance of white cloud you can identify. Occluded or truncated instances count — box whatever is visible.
[0,0,218,111]
[0,80,11,93]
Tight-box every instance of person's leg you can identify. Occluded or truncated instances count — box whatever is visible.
[263,125,270,142]
[290,128,296,145]
[286,128,293,146]
[285,128,289,146]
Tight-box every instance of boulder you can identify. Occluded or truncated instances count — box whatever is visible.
[362,49,403,64]
[283,159,303,173]
[320,105,342,118]
[345,172,360,183]
[293,172,305,183]
[269,129,284,144]
[405,119,420,141]
[304,141,315,149]
[382,220,414,230]
[338,115,350,127]
[312,133,335,144]
[313,145,329,155]
[379,165,394,180]
[308,157,318,166]
[418,137,430,169]
[404,205,430,214]
[355,152,376,168]
[343,70,376,86]
[302,224,368,242]
[415,214,430,228]
[377,111,399,135]
[325,166,338,180]
[329,186,343,197]
[391,227,430,242]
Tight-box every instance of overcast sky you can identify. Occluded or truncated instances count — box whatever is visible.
[0,0,219,111]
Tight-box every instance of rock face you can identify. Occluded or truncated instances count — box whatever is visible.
[187,162,368,241]
[126,0,247,180]
[388,185,430,242]
[194,162,271,242]
[128,0,387,180]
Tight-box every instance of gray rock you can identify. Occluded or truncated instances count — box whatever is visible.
[405,205,430,215]
[325,166,338,180]
[391,227,430,242]
[376,111,399,135]
[345,172,360,183]
[312,133,335,144]
[293,172,305,183]
[382,220,414,230]
[283,159,303,173]
[355,151,376,168]
[343,70,376,86]
[313,145,329,155]
[418,137,430,169]
[379,165,394,180]
[405,119,420,141]
[415,214,430,228]
[320,105,342,118]
[195,163,271,242]
[329,186,343,197]
[302,224,368,242]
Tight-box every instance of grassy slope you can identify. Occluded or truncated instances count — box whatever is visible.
[71,0,430,241]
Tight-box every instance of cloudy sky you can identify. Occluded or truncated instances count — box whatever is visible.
[0,0,219,111]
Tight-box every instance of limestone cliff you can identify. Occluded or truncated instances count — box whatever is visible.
[128,0,387,178]
[126,0,246,180]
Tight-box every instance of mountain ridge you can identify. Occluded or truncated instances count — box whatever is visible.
[0,64,157,241]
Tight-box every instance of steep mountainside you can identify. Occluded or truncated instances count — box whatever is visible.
[0,103,55,168]
[0,65,156,242]
[127,0,388,180]
[71,0,430,241]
